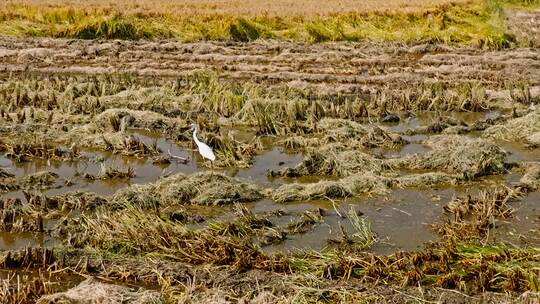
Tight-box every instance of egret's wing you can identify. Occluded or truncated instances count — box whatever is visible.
[198,142,216,161]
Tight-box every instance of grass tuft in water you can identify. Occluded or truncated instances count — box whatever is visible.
[347,207,376,250]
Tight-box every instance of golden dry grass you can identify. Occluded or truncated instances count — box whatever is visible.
[0,0,522,47]
[1,0,473,17]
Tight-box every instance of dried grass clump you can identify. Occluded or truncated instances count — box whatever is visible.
[287,241,539,294]
[37,277,162,304]
[272,173,390,203]
[270,144,383,177]
[285,209,324,235]
[235,98,313,136]
[156,172,263,205]
[0,247,55,269]
[0,271,60,304]
[92,108,182,133]
[78,133,160,157]
[436,188,518,241]
[388,135,507,179]
[278,135,320,150]
[99,165,135,179]
[0,197,47,232]
[1,140,80,162]
[272,169,485,203]
[518,162,540,192]
[205,132,263,168]
[0,176,19,192]
[443,188,516,221]
[0,76,166,116]
[60,207,266,266]
[330,207,376,250]
[113,172,262,208]
[483,109,540,142]
[65,108,185,149]
[526,132,540,148]
[109,184,161,210]
[22,190,59,211]
[317,118,405,149]
[405,116,466,135]
[100,87,184,116]
[384,81,490,112]
[119,135,161,156]
[21,171,59,187]
[52,191,108,211]
[84,164,136,180]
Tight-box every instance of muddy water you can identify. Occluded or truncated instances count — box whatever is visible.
[0,231,55,251]
[1,111,538,253]
[255,178,523,254]
[499,141,540,163]
[492,191,540,246]
[254,189,445,254]
[0,130,303,200]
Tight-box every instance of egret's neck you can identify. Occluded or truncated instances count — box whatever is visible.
[193,128,202,145]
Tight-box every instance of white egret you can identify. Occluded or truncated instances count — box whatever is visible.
[191,124,216,169]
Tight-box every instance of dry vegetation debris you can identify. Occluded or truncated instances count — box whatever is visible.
[36,277,162,304]
[437,187,518,241]
[51,191,109,211]
[0,138,81,162]
[0,171,62,193]
[483,108,540,143]
[271,173,392,203]
[65,109,185,149]
[270,143,384,177]
[112,172,263,208]
[388,135,508,179]
[518,162,540,191]
[317,118,406,149]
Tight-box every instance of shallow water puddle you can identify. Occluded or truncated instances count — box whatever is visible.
[492,191,540,246]
[499,141,540,162]
[229,148,303,187]
[357,189,446,254]
[256,189,450,254]
[0,231,54,251]
[0,130,304,198]
[252,174,531,254]
[214,174,517,250]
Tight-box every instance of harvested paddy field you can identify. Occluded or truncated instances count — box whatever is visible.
[1,1,540,303]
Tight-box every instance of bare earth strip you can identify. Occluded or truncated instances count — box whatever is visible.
[0,37,539,93]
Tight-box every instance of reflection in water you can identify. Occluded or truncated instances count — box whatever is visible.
[0,231,52,250]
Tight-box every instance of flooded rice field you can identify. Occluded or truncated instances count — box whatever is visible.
[1,113,538,253]
[0,37,539,303]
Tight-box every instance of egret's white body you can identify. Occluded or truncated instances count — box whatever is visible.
[192,125,216,162]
